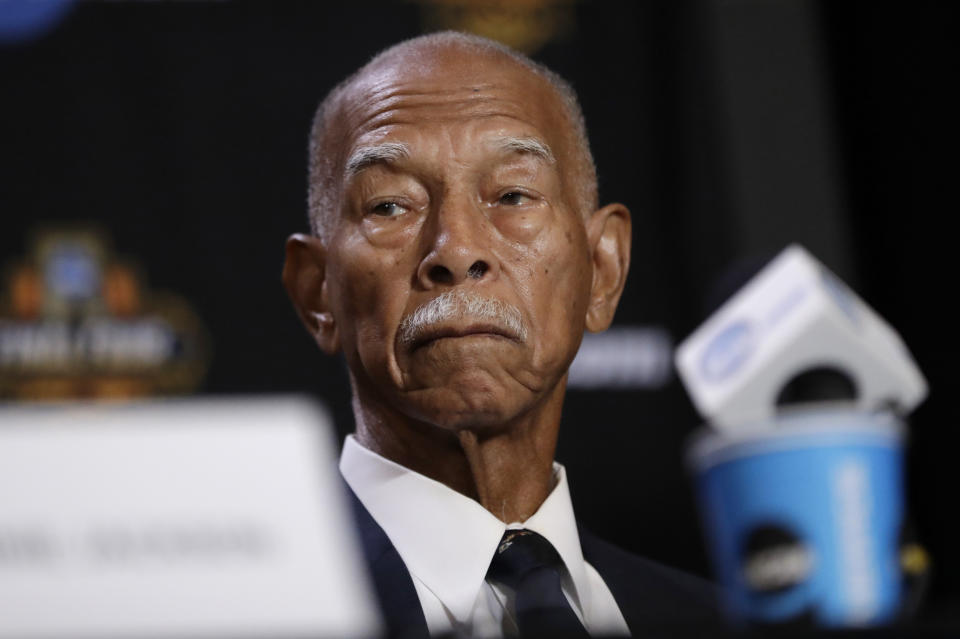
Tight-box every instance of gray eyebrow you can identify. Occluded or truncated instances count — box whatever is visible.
[490,136,555,164]
[345,142,410,178]
[344,137,553,180]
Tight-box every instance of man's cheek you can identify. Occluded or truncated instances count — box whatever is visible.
[355,305,402,362]
[528,263,580,323]
[493,208,550,243]
[352,325,405,391]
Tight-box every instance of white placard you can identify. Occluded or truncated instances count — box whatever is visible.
[0,396,382,639]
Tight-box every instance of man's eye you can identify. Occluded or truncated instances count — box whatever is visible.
[498,191,530,206]
[371,201,406,217]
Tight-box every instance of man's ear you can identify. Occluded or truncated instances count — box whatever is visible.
[584,203,631,333]
[282,233,340,354]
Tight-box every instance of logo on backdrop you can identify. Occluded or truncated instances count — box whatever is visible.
[414,0,578,54]
[567,326,673,390]
[0,0,74,45]
[0,228,209,400]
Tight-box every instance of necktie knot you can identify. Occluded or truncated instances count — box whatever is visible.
[488,530,563,589]
[486,530,590,638]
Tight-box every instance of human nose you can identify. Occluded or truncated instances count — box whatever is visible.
[416,198,499,289]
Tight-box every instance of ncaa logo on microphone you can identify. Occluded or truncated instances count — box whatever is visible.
[699,320,755,383]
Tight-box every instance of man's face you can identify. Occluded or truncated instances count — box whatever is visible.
[322,48,596,432]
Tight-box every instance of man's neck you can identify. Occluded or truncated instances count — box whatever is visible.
[350,383,566,523]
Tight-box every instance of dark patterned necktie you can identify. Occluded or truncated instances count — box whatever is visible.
[486,529,591,638]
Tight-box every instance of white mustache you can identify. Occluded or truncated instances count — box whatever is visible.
[398,290,527,346]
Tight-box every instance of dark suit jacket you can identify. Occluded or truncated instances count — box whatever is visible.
[346,485,722,638]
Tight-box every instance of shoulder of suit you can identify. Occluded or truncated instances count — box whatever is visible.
[578,527,722,625]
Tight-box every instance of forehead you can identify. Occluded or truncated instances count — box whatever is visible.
[334,48,571,164]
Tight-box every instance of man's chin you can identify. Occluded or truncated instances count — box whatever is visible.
[400,338,504,377]
[398,384,532,433]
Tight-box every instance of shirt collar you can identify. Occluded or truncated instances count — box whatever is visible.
[339,435,592,624]
[520,465,591,618]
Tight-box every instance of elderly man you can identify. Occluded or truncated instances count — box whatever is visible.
[284,31,717,638]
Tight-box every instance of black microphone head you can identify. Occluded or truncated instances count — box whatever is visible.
[776,366,858,407]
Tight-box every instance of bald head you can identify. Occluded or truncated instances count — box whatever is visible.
[306,31,598,240]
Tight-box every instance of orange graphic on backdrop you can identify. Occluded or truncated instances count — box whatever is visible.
[0,228,209,400]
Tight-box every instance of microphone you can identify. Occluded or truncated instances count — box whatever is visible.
[674,244,927,433]
[677,244,929,626]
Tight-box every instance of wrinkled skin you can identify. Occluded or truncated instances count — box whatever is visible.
[284,42,631,522]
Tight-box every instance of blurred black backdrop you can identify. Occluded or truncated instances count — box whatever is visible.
[2,0,957,623]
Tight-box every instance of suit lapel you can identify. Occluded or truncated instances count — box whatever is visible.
[579,525,722,637]
[345,483,431,639]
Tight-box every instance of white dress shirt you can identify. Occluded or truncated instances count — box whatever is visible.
[340,435,631,638]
